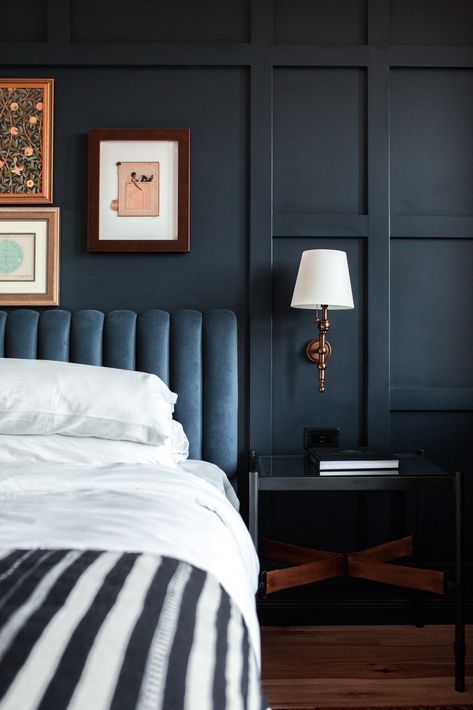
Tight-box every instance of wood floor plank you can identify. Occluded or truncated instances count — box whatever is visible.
[261,625,473,708]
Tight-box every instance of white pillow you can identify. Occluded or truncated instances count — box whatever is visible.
[0,358,177,445]
[169,420,189,462]
[0,434,178,468]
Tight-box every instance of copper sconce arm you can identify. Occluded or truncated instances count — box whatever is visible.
[306,305,331,392]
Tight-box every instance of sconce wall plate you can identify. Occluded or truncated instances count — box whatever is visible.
[306,339,332,362]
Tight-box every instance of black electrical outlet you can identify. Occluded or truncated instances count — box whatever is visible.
[303,427,340,449]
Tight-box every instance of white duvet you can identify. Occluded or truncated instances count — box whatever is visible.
[0,458,261,664]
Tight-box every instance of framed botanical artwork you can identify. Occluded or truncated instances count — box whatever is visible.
[0,207,59,305]
[88,128,190,252]
[0,79,54,204]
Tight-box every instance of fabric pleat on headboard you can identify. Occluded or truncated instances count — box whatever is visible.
[0,309,238,478]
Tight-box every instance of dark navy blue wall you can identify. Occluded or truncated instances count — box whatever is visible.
[2,66,249,314]
[1,0,472,620]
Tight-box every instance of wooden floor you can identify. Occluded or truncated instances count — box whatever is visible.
[261,625,473,709]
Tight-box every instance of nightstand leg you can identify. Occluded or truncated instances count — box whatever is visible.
[249,468,259,547]
[454,471,465,693]
[414,490,424,628]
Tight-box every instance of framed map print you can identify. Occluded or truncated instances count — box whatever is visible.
[87,128,190,252]
[0,208,59,305]
[0,79,54,204]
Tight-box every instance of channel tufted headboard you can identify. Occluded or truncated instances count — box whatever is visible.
[0,309,238,478]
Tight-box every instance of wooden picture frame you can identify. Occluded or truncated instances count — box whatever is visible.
[88,128,190,252]
[0,207,59,305]
[0,79,54,204]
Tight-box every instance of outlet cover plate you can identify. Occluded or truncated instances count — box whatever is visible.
[303,427,340,449]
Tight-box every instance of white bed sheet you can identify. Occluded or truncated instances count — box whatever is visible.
[0,460,261,664]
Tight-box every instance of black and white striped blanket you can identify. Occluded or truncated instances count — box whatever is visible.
[0,548,267,710]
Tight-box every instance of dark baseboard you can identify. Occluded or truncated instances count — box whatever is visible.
[258,596,473,626]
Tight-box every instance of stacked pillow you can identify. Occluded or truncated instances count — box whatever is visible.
[0,358,189,467]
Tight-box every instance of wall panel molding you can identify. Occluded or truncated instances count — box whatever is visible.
[391,46,473,68]
[249,0,274,453]
[274,214,368,238]
[366,40,391,448]
[272,46,369,66]
[391,388,473,411]
[391,217,473,238]
[1,44,471,71]
[0,43,254,67]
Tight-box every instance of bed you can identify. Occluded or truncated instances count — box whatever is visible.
[0,308,267,710]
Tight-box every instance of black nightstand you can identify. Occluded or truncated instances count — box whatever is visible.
[249,453,466,692]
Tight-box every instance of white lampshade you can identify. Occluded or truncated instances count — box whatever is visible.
[291,249,354,310]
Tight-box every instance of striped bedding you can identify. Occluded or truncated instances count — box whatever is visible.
[0,547,267,710]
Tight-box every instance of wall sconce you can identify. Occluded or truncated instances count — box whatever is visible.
[291,249,354,392]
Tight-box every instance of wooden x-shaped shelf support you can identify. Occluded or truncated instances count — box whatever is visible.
[261,538,344,595]
[261,536,445,597]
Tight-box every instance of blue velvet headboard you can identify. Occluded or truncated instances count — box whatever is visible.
[0,309,238,478]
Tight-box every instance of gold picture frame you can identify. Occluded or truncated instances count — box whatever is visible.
[0,78,54,204]
[0,207,59,305]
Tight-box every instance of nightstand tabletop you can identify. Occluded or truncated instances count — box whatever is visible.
[256,454,455,491]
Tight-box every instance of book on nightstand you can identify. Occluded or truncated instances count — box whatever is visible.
[308,447,399,475]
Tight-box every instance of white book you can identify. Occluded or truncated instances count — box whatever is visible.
[319,459,399,471]
[309,448,399,471]
[319,468,399,476]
